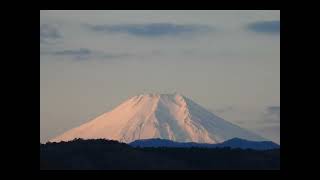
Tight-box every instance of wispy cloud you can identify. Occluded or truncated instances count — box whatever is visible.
[262,106,280,124]
[52,48,91,60]
[40,24,61,43]
[88,23,213,37]
[256,124,280,144]
[247,20,280,34]
[214,106,234,114]
[266,106,280,116]
[43,48,129,60]
[233,120,246,125]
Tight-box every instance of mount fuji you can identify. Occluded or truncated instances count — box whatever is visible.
[50,93,267,143]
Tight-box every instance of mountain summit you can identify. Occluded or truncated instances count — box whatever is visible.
[51,93,266,143]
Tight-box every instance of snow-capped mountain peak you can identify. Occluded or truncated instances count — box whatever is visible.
[50,93,266,143]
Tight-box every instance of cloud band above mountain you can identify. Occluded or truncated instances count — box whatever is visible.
[247,20,280,34]
[88,23,213,37]
[40,24,61,43]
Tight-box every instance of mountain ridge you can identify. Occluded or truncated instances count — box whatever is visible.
[129,137,279,150]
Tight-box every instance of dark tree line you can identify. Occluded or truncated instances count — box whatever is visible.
[40,138,280,170]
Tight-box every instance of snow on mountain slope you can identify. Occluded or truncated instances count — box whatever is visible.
[50,93,266,143]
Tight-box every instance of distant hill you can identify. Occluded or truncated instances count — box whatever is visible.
[216,138,280,150]
[40,138,280,170]
[130,138,279,150]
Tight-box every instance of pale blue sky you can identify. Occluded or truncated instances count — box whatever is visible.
[40,10,280,143]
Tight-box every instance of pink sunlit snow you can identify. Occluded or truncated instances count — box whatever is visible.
[51,93,266,143]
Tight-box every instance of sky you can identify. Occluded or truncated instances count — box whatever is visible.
[40,10,280,144]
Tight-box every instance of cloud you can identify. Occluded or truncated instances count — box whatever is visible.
[258,124,280,133]
[53,48,91,56]
[267,106,280,116]
[233,120,246,125]
[247,20,280,34]
[214,106,234,114]
[44,48,129,60]
[256,124,280,144]
[40,24,61,43]
[262,106,280,124]
[88,23,213,37]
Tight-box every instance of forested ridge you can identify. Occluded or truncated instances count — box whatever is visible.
[40,139,280,170]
